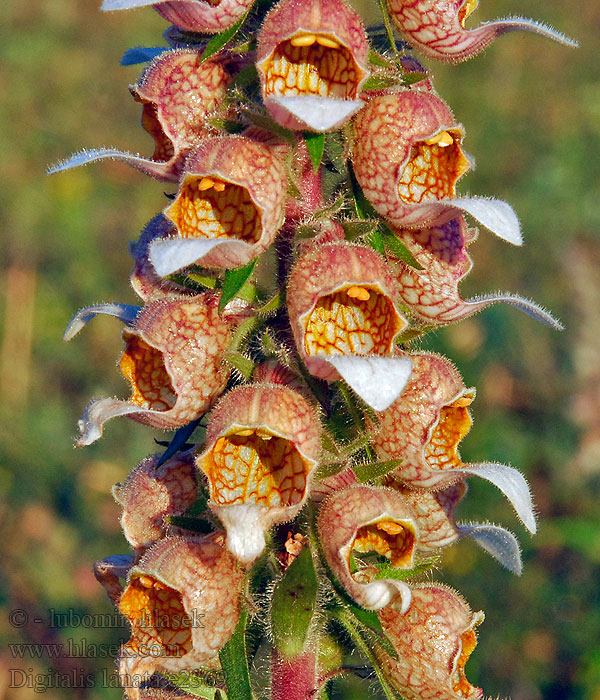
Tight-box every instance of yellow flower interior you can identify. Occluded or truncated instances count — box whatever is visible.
[424,393,474,470]
[352,519,416,570]
[453,621,480,695]
[264,34,359,99]
[167,176,262,243]
[203,429,309,507]
[458,0,479,26]
[304,286,399,357]
[119,575,193,657]
[397,130,470,204]
[119,333,176,412]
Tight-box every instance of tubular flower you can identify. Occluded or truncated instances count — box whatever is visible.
[352,90,522,244]
[48,51,231,182]
[318,484,418,611]
[196,384,321,564]
[377,584,484,700]
[386,0,577,63]
[64,294,232,445]
[389,216,562,327]
[371,352,537,532]
[287,242,412,411]
[150,135,288,274]
[101,0,254,33]
[118,534,243,697]
[113,453,198,552]
[256,0,370,131]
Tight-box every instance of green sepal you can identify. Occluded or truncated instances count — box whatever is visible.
[271,545,319,658]
[167,515,214,535]
[381,228,423,270]
[352,458,404,483]
[373,557,440,581]
[219,258,258,313]
[367,228,386,256]
[361,74,405,91]
[219,610,253,700]
[401,72,428,86]
[224,351,255,380]
[200,12,249,62]
[304,132,326,173]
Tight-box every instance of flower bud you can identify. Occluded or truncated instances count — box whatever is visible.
[149,136,287,274]
[196,384,321,564]
[318,485,418,611]
[371,352,536,533]
[377,584,484,700]
[113,453,198,551]
[118,534,243,693]
[49,50,230,182]
[65,294,232,445]
[386,0,576,63]
[287,242,411,411]
[256,0,370,131]
[389,216,561,328]
[352,91,522,244]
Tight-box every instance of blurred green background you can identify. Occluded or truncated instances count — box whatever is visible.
[0,1,598,698]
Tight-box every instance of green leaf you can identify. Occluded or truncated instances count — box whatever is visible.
[231,63,259,90]
[324,132,346,172]
[341,219,379,241]
[361,74,403,91]
[367,228,386,256]
[186,272,219,289]
[219,258,258,313]
[381,228,423,270]
[219,611,253,700]
[304,132,326,173]
[156,418,203,467]
[224,351,255,380]
[401,72,428,86]
[200,12,249,62]
[368,49,395,69]
[349,164,378,220]
[271,546,319,658]
[353,459,404,483]
[209,118,245,134]
[257,290,282,314]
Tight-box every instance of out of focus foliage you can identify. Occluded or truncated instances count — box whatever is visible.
[0,1,598,699]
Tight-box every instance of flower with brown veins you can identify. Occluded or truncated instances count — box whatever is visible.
[386,0,576,63]
[149,135,288,274]
[113,452,198,552]
[64,294,232,445]
[196,383,321,564]
[49,50,230,182]
[371,352,536,533]
[318,484,419,611]
[118,534,243,699]
[287,242,412,411]
[352,90,523,244]
[377,584,485,700]
[388,216,561,328]
[256,0,370,131]
[101,0,254,33]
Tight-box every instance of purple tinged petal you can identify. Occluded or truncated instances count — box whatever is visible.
[63,303,141,342]
[457,523,523,575]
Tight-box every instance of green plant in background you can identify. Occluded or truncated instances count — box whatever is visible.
[46,0,578,698]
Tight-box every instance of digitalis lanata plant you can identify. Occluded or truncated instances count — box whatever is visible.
[52,0,575,698]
